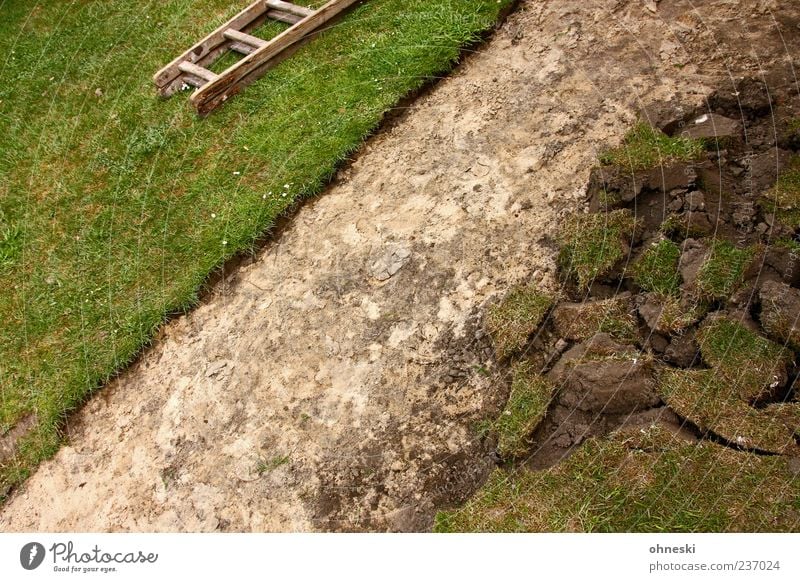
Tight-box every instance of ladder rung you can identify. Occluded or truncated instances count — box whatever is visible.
[264,1,314,18]
[266,9,303,25]
[229,42,256,55]
[178,62,219,83]
[223,29,268,49]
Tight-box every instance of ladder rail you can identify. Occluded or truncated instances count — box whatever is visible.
[154,0,268,96]
[191,0,361,116]
[154,0,361,114]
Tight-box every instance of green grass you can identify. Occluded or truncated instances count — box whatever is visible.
[598,122,705,171]
[760,155,800,228]
[486,285,554,359]
[659,369,800,454]
[760,284,800,351]
[256,454,290,475]
[694,240,756,301]
[558,209,638,289]
[494,362,554,460]
[0,0,513,496]
[696,317,791,401]
[552,296,637,343]
[633,238,681,295]
[435,425,800,532]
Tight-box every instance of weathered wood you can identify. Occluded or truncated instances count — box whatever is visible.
[265,9,303,25]
[178,62,219,83]
[153,0,268,94]
[191,0,361,116]
[228,42,256,55]
[182,74,208,89]
[223,29,268,49]
[264,1,314,18]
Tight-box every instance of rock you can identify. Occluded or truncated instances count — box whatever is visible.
[709,77,772,119]
[638,294,667,334]
[664,331,700,368]
[731,201,755,230]
[205,360,228,378]
[759,280,800,349]
[638,292,696,335]
[678,113,740,140]
[667,197,684,213]
[548,333,661,415]
[648,333,669,353]
[370,246,411,281]
[679,238,708,290]
[746,149,794,195]
[683,210,714,236]
[586,165,646,211]
[685,190,705,211]
[640,100,690,135]
[586,163,696,212]
[646,164,697,194]
[764,245,800,287]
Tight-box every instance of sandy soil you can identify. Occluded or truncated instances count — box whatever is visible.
[2,0,796,532]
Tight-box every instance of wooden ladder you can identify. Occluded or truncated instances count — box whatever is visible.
[154,0,360,116]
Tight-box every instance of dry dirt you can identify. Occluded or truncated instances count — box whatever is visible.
[2,0,797,532]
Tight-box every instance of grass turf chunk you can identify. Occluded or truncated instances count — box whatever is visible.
[633,238,681,295]
[759,281,800,350]
[760,156,800,228]
[696,317,791,401]
[598,122,705,171]
[694,240,756,301]
[434,426,800,532]
[494,362,555,460]
[658,369,799,454]
[486,285,553,359]
[552,296,637,342]
[559,209,638,289]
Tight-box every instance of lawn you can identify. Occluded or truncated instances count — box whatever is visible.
[0,0,513,496]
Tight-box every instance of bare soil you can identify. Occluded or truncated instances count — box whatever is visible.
[2,0,798,532]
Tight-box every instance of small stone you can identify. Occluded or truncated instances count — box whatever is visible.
[667,197,684,213]
[649,333,669,353]
[205,361,228,378]
[370,246,411,281]
[685,191,705,211]
[678,113,740,140]
[664,332,700,368]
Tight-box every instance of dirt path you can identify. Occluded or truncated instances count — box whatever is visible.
[2,0,794,532]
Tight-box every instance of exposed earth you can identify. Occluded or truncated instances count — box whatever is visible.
[2,0,799,532]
